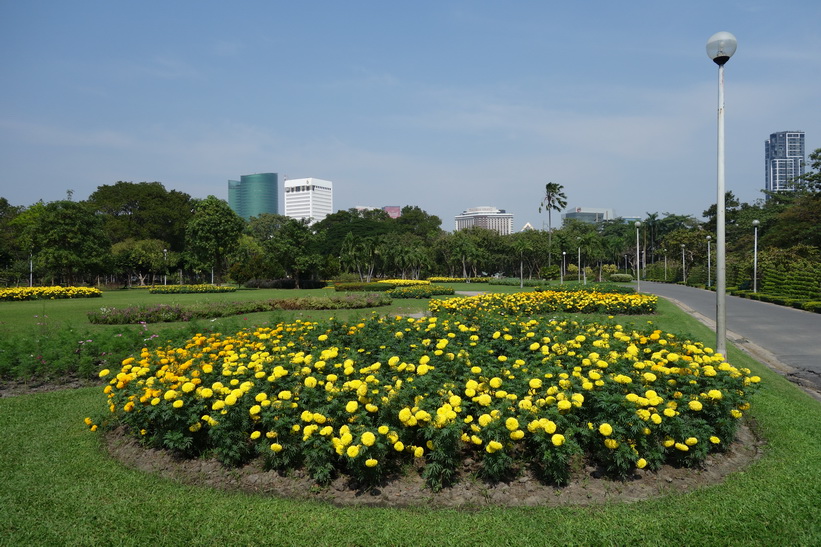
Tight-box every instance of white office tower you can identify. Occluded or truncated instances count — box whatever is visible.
[283,178,334,225]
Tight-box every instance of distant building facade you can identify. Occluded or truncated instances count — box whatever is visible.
[382,206,401,219]
[562,207,614,224]
[228,173,278,220]
[284,177,334,225]
[454,206,513,235]
[765,131,805,193]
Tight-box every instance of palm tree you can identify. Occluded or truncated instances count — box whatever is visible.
[539,182,567,266]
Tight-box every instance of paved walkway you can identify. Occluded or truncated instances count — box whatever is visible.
[640,281,821,398]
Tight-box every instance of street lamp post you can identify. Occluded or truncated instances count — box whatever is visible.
[576,237,581,283]
[706,236,712,288]
[681,244,686,284]
[663,248,668,281]
[707,30,737,357]
[753,219,760,292]
[163,248,168,286]
[634,221,641,293]
[561,251,566,285]
[29,251,33,287]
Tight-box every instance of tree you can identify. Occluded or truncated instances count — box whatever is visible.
[538,182,567,266]
[185,196,245,284]
[12,200,108,284]
[86,181,193,251]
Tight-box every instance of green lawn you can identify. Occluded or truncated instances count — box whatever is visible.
[1,288,820,545]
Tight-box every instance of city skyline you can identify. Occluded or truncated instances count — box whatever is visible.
[2,2,819,229]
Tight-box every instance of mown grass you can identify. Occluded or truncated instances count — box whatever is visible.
[1,287,820,545]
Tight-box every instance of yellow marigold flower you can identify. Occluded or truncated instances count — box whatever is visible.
[604,438,619,449]
[685,437,698,446]
[249,405,261,415]
[707,389,723,400]
[485,440,503,453]
[270,443,283,453]
[304,377,317,388]
[378,425,389,435]
[551,434,565,447]
[477,393,492,406]
[598,423,613,436]
[172,400,184,409]
[98,369,110,378]
[163,390,177,401]
[557,400,572,411]
[675,442,689,452]
[346,445,360,458]
[394,441,405,452]
[345,401,359,413]
[361,431,376,446]
[663,408,676,418]
[225,394,237,406]
[510,430,525,441]
[250,431,261,440]
[489,377,503,389]
[689,400,703,411]
[202,364,213,374]
[91,425,98,432]
[199,387,213,398]
[413,446,424,458]
[181,382,196,393]
[278,390,292,400]
[505,417,519,431]
[151,397,161,406]
[528,378,543,389]
[636,458,647,469]
[365,458,378,468]
[710,436,721,444]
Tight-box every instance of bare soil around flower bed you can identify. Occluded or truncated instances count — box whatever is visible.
[104,424,764,508]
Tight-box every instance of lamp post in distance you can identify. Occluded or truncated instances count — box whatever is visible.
[752,219,760,292]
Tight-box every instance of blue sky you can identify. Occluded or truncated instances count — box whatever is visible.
[2,1,819,231]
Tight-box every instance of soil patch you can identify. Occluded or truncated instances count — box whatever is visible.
[104,424,764,508]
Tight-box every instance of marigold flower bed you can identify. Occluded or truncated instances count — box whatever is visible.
[93,292,758,491]
[430,290,657,316]
[0,286,102,301]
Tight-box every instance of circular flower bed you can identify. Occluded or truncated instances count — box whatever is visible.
[91,292,759,492]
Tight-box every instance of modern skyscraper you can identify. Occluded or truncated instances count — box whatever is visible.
[765,131,805,193]
[283,177,334,225]
[454,206,513,235]
[228,173,278,220]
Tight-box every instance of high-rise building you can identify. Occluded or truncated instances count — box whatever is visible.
[284,177,334,225]
[454,206,513,235]
[765,131,805,193]
[228,173,278,220]
[561,207,614,224]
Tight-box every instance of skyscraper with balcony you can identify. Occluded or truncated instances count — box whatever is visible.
[284,177,334,225]
[228,173,279,220]
[765,131,805,193]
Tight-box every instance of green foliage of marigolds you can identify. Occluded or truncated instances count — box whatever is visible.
[148,284,237,294]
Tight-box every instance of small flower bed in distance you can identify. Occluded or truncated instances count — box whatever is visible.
[430,290,657,316]
[0,286,102,301]
[427,277,490,283]
[377,279,430,286]
[386,285,455,299]
[148,284,237,294]
[92,294,758,491]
